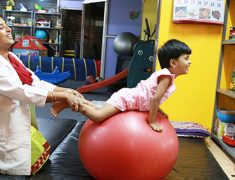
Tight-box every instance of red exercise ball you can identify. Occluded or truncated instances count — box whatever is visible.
[79,111,179,180]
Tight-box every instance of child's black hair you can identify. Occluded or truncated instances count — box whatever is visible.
[157,39,191,69]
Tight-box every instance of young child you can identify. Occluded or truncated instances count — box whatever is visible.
[51,39,192,132]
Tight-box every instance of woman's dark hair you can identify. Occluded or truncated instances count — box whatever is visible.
[157,39,191,69]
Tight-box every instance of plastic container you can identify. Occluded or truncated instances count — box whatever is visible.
[216,110,235,123]
[222,123,235,147]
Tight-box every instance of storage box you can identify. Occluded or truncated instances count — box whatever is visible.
[216,110,235,123]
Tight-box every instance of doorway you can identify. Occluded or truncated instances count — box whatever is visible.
[62,9,82,57]
[81,2,105,60]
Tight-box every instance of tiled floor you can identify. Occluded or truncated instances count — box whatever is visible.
[205,138,235,180]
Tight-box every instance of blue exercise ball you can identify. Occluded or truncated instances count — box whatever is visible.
[35,30,47,40]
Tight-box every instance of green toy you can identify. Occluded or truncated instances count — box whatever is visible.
[35,4,43,10]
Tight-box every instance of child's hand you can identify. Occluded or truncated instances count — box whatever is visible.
[76,98,92,113]
[149,122,163,132]
[66,93,83,112]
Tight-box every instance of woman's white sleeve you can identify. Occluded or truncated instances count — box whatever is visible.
[30,69,56,91]
[0,66,49,107]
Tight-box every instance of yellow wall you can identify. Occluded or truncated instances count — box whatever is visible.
[143,0,223,129]
[141,0,157,40]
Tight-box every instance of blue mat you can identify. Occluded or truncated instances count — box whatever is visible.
[35,66,71,84]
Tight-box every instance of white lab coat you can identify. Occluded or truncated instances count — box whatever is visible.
[0,52,56,175]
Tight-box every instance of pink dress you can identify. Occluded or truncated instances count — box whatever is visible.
[106,68,176,111]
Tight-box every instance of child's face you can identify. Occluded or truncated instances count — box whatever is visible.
[174,54,191,75]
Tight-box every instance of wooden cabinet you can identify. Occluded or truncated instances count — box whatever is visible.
[211,0,235,161]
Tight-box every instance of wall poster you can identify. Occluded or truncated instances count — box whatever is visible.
[173,0,224,24]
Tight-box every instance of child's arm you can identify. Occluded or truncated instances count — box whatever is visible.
[149,76,171,132]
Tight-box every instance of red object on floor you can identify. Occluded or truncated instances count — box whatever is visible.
[77,69,128,93]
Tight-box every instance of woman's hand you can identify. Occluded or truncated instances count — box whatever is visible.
[65,93,82,112]
[55,87,84,98]
[65,88,83,98]
[65,93,92,112]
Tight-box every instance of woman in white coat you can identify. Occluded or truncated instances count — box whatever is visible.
[0,17,84,175]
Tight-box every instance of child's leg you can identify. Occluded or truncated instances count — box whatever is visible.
[82,103,120,122]
[50,98,93,117]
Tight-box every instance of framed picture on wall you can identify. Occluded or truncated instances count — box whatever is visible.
[173,0,224,25]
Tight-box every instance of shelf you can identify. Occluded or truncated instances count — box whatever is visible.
[217,89,235,98]
[212,0,235,165]
[34,12,61,16]
[34,27,62,30]
[8,25,32,28]
[41,42,61,45]
[222,39,235,45]
[211,133,235,160]
[2,9,62,56]
[3,10,33,14]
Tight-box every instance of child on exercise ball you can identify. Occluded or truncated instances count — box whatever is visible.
[51,39,192,132]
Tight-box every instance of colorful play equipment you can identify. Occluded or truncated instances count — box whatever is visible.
[79,38,154,91]
[34,66,71,84]
[13,35,48,56]
[77,39,154,92]
[79,19,155,92]
[79,111,179,180]
[78,69,128,93]
[127,39,154,88]
[19,55,99,81]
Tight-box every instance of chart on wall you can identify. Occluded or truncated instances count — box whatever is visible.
[173,0,224,24]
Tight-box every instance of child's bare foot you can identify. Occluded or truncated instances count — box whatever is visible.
[149,122,163,132]
[50,101,70,117]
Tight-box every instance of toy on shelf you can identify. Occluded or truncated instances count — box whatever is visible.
[230,66,235,91]
[229,26,235,40]
[20,3,27,11]
[222,123,235,147]
[14,31,24,41]
[6,16,15,25]
[36,19,51,28]
[6,0,14,10]
[34,4,46,13]
[35,30,48,42]
[216,109,235,123]
[12,35,47,56]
